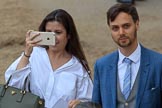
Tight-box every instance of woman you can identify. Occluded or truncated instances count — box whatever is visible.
[5,9,93,108]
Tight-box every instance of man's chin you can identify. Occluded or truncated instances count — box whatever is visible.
[118,43,130,47]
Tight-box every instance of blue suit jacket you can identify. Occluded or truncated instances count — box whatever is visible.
[92,45,162,108]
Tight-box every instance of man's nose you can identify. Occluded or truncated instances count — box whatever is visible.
[119,28,125,35]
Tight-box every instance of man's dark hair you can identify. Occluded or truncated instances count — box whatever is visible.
[107,3,139,26]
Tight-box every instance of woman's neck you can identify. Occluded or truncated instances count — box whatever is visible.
[47,49,72,70]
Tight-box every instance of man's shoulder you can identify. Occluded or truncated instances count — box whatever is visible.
[96,50,118,64]
[141,46,162,61]
[142,46,162,57]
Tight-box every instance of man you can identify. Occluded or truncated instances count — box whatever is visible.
[117,0,135,5]
[92,3,162,108]
[117,0,145,5]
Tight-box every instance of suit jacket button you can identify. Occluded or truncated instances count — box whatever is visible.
[125,102,128,106]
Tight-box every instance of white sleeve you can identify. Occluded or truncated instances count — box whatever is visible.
[76,73,93,101]
[5,54,31,89]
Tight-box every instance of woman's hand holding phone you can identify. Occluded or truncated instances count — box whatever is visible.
[24,30,56,57]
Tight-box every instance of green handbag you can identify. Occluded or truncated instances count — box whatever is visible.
[0,76,45,108]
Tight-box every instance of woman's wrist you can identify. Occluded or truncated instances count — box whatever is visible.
[23,51,30,58]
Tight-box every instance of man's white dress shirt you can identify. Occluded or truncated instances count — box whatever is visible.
[118,43,141,92]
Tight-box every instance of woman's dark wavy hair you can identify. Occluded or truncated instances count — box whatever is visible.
[38,9,91,75]
[107,3,139,26]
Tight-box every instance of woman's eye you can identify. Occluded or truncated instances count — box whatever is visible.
[55,31,61,34]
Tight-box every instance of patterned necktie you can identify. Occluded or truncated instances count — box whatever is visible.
[122,58,132,100]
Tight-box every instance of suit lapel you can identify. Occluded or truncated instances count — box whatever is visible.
[108,51,118,108]
[136,46,150,108]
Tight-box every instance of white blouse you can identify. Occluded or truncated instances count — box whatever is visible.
[5,47,93,108]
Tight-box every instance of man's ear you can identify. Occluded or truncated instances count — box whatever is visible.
[136,20,139,30]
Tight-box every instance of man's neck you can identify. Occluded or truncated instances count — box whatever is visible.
[119,43,138,57]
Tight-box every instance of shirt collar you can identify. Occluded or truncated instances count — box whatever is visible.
[118,43,141,65]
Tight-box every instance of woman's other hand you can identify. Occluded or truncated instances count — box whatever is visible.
[68,100,81,108]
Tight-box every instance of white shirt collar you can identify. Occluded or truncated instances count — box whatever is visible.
[118,43,141,65]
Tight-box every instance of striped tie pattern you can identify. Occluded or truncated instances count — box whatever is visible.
[123,58,132,100]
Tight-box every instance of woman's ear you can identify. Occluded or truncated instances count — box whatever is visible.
[67,35,70,39]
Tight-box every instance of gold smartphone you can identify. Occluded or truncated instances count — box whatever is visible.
[30,31,56,46]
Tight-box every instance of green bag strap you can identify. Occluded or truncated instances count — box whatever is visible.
[0,75,12,97]
[1,75,29,102]
[17,76,29,102]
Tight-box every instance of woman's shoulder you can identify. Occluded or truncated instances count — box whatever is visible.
[29,47,47,62]
[67,56,89,78]
[31,47,46,56]
[33,46,46,52]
